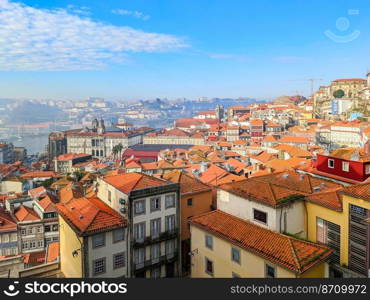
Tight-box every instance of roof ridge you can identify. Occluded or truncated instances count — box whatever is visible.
[288,238,301,271]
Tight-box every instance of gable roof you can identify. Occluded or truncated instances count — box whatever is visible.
[340,181,370,201]
[190,210,332,274]
[218,170,342,207]
[163,170,211,195]
[102,172,169,194]
[57,197,126,236]
[14,205,40,222]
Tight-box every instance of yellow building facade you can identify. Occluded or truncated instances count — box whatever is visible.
[305,185,370,277]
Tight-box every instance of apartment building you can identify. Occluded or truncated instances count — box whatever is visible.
[5,192,59,254]
[54,153,92,173]
[96,172,181,278]
[190,210,332,278]
[66,120,153,159]
[162,170,213,273]
[0,209,18,256]
[305,182,370,277]
[0,142,14,165]
[57,197,127,278]
[216,170,342,238]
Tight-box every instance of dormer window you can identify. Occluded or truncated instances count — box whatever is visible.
[328,159,335,168]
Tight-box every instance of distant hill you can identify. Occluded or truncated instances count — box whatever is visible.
[6,101,67,124]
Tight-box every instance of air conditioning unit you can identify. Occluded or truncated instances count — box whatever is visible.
[120,207,126,214]
[119,198,126,205]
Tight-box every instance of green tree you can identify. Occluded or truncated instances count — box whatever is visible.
[333,89,345,98]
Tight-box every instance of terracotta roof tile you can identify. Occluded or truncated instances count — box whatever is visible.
[163,170,211,195]
[190,210,332,274]
[57,197,126,235]
[14,205,40,222]
[340,182,370,201]
[102,172,169,194]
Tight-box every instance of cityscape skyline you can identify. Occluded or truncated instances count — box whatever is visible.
[0,0,370,100]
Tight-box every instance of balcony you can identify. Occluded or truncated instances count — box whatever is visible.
[133,251,178,272]
[132,229,178,248]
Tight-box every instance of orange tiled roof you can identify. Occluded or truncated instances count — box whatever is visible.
[218,170,342,207]
[163,170,211,195]
[274,144,312,158]
[190,210,332,274]
[340,181,370,201]
[21,171,58,179]
[57,197,126,236]
[14,205,40,222]
[102,172,168,194]
[46,242,59,263]
[326,147,370,162]
[56,153,90,161]
[0,209,17,233]
[279,136,309,144]
[306,190,343,211]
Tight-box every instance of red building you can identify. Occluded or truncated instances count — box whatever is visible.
[315,147,370,183]
[249,119,264,137]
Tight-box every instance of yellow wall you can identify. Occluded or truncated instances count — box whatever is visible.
[190,225,328,278]
[59,216,84,278]
[306,194,370,267]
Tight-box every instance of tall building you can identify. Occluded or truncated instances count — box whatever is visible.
[96,172,181,278]
[0,142,14,165]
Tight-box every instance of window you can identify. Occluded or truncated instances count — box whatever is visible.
[365,164,370,174]
[113,252,125,269]
[134,200,145,215]
[165,239,175,256]
[52,224,58,231]
[92,233,105,248]
[108,190,112,202]
[151,267,161,279]
[151,219,161,239]
[151,244,161,261]
[21,229,26,235]
[205,257,214,276]
[150,197,161,212]
[253,209,267,224]
[134,248,145,264]
[45,225,51,232]
[231,247,241,264]
[316,217,341,263]
[165,194,175,208]
[342,161,349,172]
[134,222,146,242]
[37,240,43,247]
[93,258,106,275]
[328,159,335,168]
[165,215,176,232]
[205,234,213,250]
[113,228,124,243]
[187,198,193,206]
[22,242,28,249]
[265,264,275,278]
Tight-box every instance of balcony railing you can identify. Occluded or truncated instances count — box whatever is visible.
[132,229,178,248]
[133,251,178,272]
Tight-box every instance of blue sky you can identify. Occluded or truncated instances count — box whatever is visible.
[0,0,370,100]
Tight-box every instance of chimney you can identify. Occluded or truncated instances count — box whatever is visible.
[278,149,285,160]
[365,140,370,154]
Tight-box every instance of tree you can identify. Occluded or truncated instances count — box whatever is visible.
[333,89,345,98]
[116,143,124,160]
[112,145,118,160]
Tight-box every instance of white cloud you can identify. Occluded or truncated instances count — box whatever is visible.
[0,0,186,71]
[112,9,150,21]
